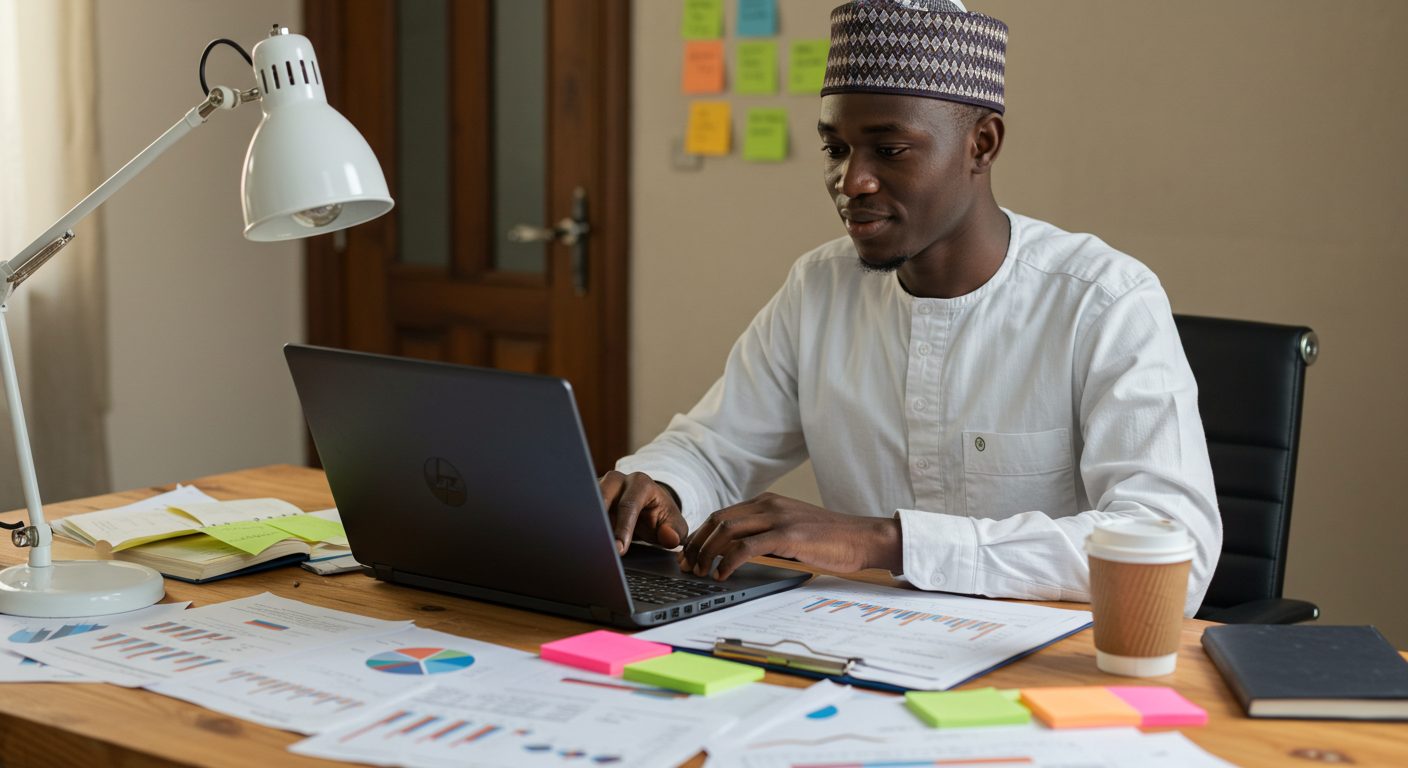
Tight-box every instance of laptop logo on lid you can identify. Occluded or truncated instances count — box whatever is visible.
[423,458,467,507]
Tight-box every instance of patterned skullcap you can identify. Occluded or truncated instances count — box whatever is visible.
[822,0,1008,114]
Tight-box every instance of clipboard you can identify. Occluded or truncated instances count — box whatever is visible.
[672,622,1093,694]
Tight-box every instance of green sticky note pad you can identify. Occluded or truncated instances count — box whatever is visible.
[744,108,788,162]
[623,652,763,695]
[199,521,292,556]
[264,514,346,543]
[736,40,777,95]
[905,688,1032,728]
[682,0,723,40]
[788,39,830,95]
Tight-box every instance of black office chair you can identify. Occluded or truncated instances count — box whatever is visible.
[1172,314,1320,624]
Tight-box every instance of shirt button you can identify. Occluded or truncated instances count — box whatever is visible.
[912,398,927,412]
[918,304,932,315]
[915,458,930,470]
[917,343,932,356]
[932,572,946,586]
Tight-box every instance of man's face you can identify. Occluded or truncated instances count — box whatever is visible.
[819,93,979,272]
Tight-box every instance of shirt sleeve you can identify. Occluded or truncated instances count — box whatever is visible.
[615,265,810,530]
[896,279,1222,617]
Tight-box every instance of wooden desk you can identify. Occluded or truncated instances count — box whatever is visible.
[0,465,1403,767]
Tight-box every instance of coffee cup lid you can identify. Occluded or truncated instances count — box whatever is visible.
[1085,519,1195,564]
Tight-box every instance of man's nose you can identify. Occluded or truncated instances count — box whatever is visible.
[834,156,880,197]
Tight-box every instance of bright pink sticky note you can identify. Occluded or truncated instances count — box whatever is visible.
[1107,686,1208,727]
[540,630,673,676]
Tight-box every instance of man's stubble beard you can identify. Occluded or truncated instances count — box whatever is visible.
[856,253,910,273]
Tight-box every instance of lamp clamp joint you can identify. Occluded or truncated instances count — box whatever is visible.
[10,525,39,548]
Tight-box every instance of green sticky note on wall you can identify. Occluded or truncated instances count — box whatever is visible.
[736,40,777,95]
[788,39,830,95]
[199,521,292,556]
[623,652,763,695]
[905,688,1032,728]
[264,514,347,543]
[682,0,724,39]
[744,108,788,162]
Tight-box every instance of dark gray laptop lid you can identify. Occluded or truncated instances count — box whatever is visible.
[284,344,633,616]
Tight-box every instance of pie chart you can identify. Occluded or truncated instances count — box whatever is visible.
[365,647,475,675]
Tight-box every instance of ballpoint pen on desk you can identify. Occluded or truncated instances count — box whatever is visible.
[712,637,862,677]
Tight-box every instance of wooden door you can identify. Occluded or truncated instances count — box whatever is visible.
[303,0,630,471]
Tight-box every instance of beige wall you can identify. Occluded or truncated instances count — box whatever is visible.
[631,1,1408,643]
[95,0,305,490]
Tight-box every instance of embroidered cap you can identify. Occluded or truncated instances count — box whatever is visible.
[821,0,1009,114]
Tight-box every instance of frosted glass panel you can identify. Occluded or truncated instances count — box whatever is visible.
[492,0,547,274]
[396,0,451,267]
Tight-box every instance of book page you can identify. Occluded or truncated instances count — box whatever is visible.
[172,498,304,526]
[59,485,218,551]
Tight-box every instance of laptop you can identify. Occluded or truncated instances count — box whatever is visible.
[284,344,809,628]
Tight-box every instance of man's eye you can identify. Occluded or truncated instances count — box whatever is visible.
[820,144,847,158]
[877,146,908,158]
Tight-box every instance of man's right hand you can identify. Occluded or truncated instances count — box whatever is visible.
[598,470,689,555]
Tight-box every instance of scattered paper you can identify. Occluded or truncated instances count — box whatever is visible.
[150,626,531,734]
[787,39,830,95]
[686,100,732,156]
[172,499,304,527]
[735,40,778,95]
[22,592,410,687]
[0,602,191,683]
[683,39,726,94]
[744,107,788,162]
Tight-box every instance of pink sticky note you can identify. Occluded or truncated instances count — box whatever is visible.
[540,630,673,676]
[1107,686,1208,727]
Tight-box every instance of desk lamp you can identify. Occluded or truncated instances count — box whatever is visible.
[0,26,392,617]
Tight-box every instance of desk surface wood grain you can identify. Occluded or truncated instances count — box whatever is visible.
[0,465,1402,767]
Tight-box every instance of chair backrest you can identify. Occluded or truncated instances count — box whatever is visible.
[1172,314,1317,613]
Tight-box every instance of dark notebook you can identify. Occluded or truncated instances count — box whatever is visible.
[1201,625,1408,720]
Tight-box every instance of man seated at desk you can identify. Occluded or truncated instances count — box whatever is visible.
[602,0,1221,616]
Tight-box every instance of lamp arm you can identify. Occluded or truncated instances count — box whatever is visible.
[0,83,255,563]
[0,85,253,303]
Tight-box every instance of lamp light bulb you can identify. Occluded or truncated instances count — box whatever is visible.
[292,203,343,228]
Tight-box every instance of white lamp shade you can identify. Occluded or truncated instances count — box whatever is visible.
[241,31,393,242]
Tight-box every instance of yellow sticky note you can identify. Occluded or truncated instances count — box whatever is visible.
[681,0,723,40]
[1019,687,1142,729]
[683,40,725,94]
[788,39,830,95]
[199,521,292,556]
[735,40,777,95]
[743,108,787,162]
[685,101,731,156]
[263,514,346,544]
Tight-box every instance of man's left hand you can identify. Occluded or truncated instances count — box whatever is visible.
[678,493,902,580]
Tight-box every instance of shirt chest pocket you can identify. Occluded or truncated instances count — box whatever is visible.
[962,428,1076,519]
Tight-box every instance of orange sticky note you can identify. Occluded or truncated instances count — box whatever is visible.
[1019,687,1141,729]
[684,101,731,156]
[683,40,725,94]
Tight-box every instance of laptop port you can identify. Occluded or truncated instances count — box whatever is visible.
[652,611,667,621]
[670,607,680,618]
[713,597,726,606]
[682,605,693,615]
[699,601,712,612]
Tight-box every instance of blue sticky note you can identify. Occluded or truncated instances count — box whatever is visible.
[737,0,777,37]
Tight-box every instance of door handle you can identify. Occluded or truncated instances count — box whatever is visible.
[507,186,591,295]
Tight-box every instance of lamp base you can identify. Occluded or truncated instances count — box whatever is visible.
[0,560,165,617]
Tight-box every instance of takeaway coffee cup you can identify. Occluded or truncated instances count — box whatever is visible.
[1085,519,1195,677]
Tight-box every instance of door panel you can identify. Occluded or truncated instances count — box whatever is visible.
[303,0,629,470]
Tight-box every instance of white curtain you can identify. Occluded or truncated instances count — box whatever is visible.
[0,0,109,511]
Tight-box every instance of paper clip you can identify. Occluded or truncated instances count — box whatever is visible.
[711,637,861,677]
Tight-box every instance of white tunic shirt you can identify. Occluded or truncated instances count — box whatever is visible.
[617,211,1221,616]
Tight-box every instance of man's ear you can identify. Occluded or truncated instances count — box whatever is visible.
[972,112,1004,174]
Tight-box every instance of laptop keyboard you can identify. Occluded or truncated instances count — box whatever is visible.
[625,570,730,605]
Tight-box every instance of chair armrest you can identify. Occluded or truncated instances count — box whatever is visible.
[1197,598,1320,625]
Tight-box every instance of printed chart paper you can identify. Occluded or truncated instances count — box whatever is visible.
[0,602,192,683]
[22,592,409,687]
[150,626,532,734]
[291,657,800,768]
[636,575,1091,690]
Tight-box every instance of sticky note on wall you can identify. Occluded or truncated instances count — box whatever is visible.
[743,108,787,162]
[683,40,726,94]
[737,0,777,37]
[788,39,830,95]
[735,41,777,95]
[685,101,731,156]
[682,0,724,40]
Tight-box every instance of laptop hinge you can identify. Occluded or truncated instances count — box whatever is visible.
[372,563,395,580]
[589,605,615,623]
